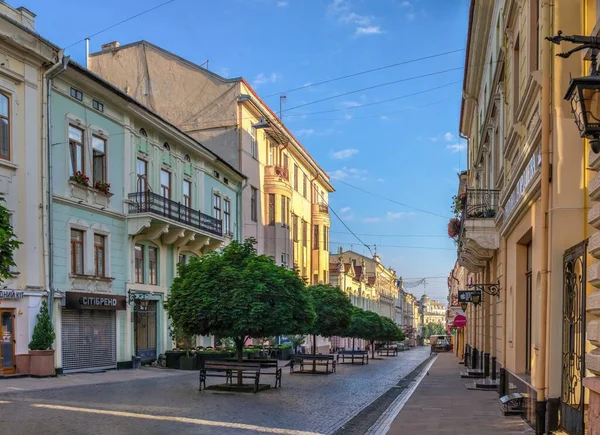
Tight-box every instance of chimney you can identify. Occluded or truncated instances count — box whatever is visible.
[16,7,35,31]
[101,41,120,52]
[338,246,343,254]
[373,253,381,263]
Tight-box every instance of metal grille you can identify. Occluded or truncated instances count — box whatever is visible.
[61,310,116,373]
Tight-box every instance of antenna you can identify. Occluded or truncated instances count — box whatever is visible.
[280,95,287,121]
[200,60,209,70]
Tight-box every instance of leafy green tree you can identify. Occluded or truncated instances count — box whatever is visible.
[306,284,353,354]
[345,307,384,358]
[166,239,314,368]
[289,334,306,354]
[0,194,21,284]
[422,322,445,339]
[29,300,56,350]
[378,316,405,344]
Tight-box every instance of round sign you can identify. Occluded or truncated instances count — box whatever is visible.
[453,314,467,328]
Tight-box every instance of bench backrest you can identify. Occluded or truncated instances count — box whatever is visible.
[226,358,278,368]
[205,361,261,371]
[297,354,334,360]
[342,350,367,355]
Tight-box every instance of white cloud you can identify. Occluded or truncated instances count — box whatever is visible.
[405,12,416,20]
[363,217,381,223]
[252,72,281,87]
[443,132,455,141]
[344,113,353,120]
[376,177,385,182]
[380,115,389,121]
[276,1,288,6]
[296,128,315,137]
[340,206,351,213]
[356,25,383,35]
[401,0,411,6]
[340,100,362,108]
[329,166,368,181]
[446,143,467,153]
[332,148,359,159]
[387,211,415,219]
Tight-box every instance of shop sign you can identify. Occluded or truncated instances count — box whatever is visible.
[458,290,480,303]
[504,149,542,218]
[453,315,467,328]
[65,292,126,311]
[0,289,24,299]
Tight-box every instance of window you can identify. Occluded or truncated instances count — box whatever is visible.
[213,170,220,179]
[313,225,319,250]
[268,194,275,225]
[513,35,520,113]
[136,159,148,192]
[135,244,144,284]
[183,180,191,208]
[313,273,319,285]
[530,0,539,72]
[281,196,289,227]
[313,184,318,203]
[294,164,299,191]
[94,234,106,277]
[163,142,170,151]
[250,187,258,222]
[525,242,533,373]
[92,135,106,185]
[139,128,147,137]
[92,99,104,112]
[178,254,186,265]
[302,220,307,247]
[69,125,84,176]
[160,169,171,199]
[148,246,158,285]
[213,194,222,220]
[303,174,307,199]
[281,253,289,268]
[71,229,84,275]
[293,215,298,242]
[70,87,83,101]
[324,226,329,251]
[0,93,9,160]
[250,127,257,158]
[224,199,231,234]
[283,153,289,173]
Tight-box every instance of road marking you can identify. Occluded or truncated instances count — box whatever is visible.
[32,404,325,435]
[364,356,438,435]
[6,387,24,390]
[0,400,11,404]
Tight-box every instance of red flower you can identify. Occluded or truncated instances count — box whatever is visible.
[447,218,461,239]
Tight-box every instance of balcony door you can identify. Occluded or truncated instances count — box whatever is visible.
[160,170,171,217]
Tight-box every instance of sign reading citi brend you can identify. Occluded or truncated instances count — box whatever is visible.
[65,292,126,311]
[458,290,481,303]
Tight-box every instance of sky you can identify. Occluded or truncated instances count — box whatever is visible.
[23,0,470,304]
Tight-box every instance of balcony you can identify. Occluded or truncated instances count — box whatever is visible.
[264,165,292,195]
[127,192,224,250]
[457,189,500,271]
[312,202,330,225]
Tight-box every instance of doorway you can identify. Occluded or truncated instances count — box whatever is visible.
[134,300,157,363]
[1,309,15,375]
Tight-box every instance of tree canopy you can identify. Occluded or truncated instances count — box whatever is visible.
[306,284,353,338]
[346,307,384,341]
[378,316,405,342]
[422,322,445,339]
[166,239,315,360]
[0,194,21,285]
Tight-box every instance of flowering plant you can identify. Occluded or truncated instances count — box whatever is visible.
[95,181,111,195]
[447,218,461,239]
[70,171,89,186]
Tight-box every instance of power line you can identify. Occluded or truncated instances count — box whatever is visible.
[282,66,464,113]
[330,231,446,238]
[65,0,178,49]
[331,242,454,251]
[263,48,465,98]
[332,179,453,220]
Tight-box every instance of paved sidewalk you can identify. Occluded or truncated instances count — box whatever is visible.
[0,367,190,395]
[387,353,534,434]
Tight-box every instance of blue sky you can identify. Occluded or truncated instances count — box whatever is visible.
[24,0,469,303]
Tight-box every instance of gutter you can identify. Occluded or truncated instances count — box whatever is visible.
[44,54,69,321]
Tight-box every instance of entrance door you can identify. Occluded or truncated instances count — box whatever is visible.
[134,300,157,362]
[560,240,587,434]
[0,309,15,374]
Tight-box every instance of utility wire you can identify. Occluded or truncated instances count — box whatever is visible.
[263,48,465,98]
[65,0,178,49]
[282,66,464,113]
[330,231,446,238]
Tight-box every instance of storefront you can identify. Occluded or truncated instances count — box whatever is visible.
[61,292,126,373]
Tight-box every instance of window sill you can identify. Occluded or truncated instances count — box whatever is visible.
[68,180,113,208]
[68,180,114,197]
[0,159,18,171]
[70,274,115,282]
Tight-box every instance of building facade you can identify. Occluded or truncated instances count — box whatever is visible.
[452,0,600,433]
[0,3,62,375]
[418,294,446,326]
[49,62,243,372]
[88,41,334,284]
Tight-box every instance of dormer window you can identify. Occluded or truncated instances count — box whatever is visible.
[139,128,147,137]
[184,154,191,162]
[163,142,170,151]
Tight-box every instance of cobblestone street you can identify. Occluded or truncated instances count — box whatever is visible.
[0,347,429,435]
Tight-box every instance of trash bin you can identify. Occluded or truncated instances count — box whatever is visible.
[132,356,142,369]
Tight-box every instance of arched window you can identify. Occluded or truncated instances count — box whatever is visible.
[163,142,170,151]
[0,93,9,160]
[139,128,147,137]
[184,154,191,162]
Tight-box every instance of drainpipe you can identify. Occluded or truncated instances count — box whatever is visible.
[236,178,248,243]
[499,236,508,397]
[44,54,69,321]
[536,1,552,433]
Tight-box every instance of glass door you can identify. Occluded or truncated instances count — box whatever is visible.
[1,309,15,374]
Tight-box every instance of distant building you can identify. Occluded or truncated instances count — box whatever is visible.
[418,294,446,328]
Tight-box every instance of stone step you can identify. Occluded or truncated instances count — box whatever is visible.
[461,371,485,379]
[474,378,499,390]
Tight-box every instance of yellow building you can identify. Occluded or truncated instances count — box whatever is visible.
[88,41,333,285]
[454,1,600,433]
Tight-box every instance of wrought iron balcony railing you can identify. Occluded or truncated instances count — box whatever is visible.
[461,189,500,221]
[128,191,222,237]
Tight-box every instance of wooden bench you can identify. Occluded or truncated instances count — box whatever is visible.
[499,392,525,415]
[227,358,283,388]
[199,361,261,393]
[377,347,398,357]
[337,350,369,365]
[290,354,336,374]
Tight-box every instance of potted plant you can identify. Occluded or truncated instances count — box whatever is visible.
[94,181,111,195]
[28,300,56,377]
[447,218,461,239]
[69,171,89,187]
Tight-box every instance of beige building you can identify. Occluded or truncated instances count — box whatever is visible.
[88,41,333,284]
[419,294,446,326]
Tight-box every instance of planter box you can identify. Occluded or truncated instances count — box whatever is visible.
[15,354,30,375]
[165,350,187,369]
[179,356,196,371]
[29,350,55,377]
[277,348,291,360]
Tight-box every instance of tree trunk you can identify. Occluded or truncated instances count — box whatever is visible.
[370,340,375,360]
[312,334,317,372]
[235,337,244,386]
[352,337,355,351]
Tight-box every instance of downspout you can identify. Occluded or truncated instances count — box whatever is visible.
[45,55,69,321]
[236,178,248,243]
[536,1,552,433]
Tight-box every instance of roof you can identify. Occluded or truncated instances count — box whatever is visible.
[67,60,245,181]
[458,0,475,136]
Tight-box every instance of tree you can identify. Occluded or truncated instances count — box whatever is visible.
[378,316,405,344]
[29,300,56,350]
[306,284,353,354]
[0,194,21,284]
[345,307,384,359]
[422,322,445,339]
[166,239,315,374]
[289,334,306,354]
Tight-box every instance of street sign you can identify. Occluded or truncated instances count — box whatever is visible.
[453,315,467,328]
[458,290,481,303]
